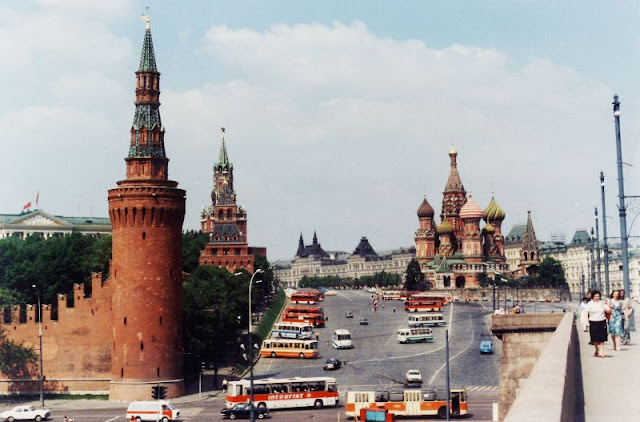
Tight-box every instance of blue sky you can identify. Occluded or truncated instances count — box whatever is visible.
[2,1,639,260]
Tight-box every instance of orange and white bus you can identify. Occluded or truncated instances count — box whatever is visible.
[291,290,324,304]
[404,298,444,312]
[411,292,452,304]
[260,338,319,359]
[345,387,467,419]
[225,376,338,409]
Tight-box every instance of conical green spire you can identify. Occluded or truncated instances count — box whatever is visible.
[139,19,157,72]
[218,136,230,167]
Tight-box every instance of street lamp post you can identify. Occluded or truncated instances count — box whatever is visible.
[32,285,44,406]
[247,269,264,422]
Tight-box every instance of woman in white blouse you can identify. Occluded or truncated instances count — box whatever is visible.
[587,291,609,358]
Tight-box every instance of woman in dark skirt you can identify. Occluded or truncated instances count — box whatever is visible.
[587,291,608,358]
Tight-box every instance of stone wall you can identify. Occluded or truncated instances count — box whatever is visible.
[491,313,564,420]
[0,272,112,395]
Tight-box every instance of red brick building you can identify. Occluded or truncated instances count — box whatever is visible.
[199,131,266,272]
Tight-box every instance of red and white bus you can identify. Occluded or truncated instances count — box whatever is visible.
[225,376,338,409]
[411,292,452,304]
[259,338,319,359]
[282,306,326,327]
[291,290,324,304]
[404,298,444,312]
[345,387,467,419]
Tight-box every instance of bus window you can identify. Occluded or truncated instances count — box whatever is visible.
[327,383,336,392]
[376,392,389,402]
[389,391,404,402]
[309,381,323,391]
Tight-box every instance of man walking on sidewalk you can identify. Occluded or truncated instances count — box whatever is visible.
[620,290,633,345]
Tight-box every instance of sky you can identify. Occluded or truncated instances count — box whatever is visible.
[2,0,640,261]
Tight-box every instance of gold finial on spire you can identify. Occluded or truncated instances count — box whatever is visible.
[449,143,457,155]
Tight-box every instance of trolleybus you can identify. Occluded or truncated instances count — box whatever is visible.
[345,387,467,419]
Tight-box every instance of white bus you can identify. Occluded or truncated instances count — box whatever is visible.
[397,327,433,343]
[272,322,314,340]
[225,376,338,410]
[332,329,353,349]
[408,313,446,328]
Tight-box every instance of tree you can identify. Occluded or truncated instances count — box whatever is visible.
[537,257,567,287]
[404,259,425,291]
[182,265,246,386]
[182,230,209,274]
[0,328,37,378]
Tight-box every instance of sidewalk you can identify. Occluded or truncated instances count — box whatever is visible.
[577,323,640,421]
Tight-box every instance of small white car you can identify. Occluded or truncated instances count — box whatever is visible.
[0,406,50,422]
[405,369,422,383]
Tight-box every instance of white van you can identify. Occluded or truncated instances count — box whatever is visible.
[127,400,180,422]
[332,329,353,349]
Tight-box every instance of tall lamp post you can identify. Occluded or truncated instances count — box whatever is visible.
[31,285,44,406]
[247,269,263,422]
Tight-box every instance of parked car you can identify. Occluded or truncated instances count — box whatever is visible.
[0,406,50,422]
[323,358,342,370]
[359,317,369,325]
[345,311,354,318]
[480,340,494,354]
[405,369,422,383]
[220,403,269,419]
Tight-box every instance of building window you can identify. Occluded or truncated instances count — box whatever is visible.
[141,341,144,351]
[157,367,160,377]
[124,317,127,326]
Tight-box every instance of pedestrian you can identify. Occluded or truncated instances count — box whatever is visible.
[620,289,633,345]
[63,416,68,422]
[608,290,623,351]
[392,307,396,313]
[586,290,608,358]
[579,297,590,332]
[381,303,385,311]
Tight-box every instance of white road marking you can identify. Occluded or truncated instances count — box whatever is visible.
[104,417,119,422]
[428,306,476,385]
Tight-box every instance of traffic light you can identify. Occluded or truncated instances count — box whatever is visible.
[151,386,167,400]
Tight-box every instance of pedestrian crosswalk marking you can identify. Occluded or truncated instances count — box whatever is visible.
[466,385,498,392]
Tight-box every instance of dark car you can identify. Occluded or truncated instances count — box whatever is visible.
[323,358,342,370]
[221,403,270,419]
[345,311,354,318]
[359,317,369,325]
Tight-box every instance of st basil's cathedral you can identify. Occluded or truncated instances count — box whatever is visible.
[415,146,508,288]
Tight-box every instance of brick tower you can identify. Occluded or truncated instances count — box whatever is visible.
[107,18,186,400]
[199,129,256,272]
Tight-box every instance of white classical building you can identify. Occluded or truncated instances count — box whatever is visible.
[0,210,111,239]
[274,233,415,288]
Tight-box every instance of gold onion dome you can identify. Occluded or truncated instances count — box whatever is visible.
[484,222,496,234]
[483,196,506,221]
[417,196,435,218]
[459,193,484,219]
[437,220,454,235]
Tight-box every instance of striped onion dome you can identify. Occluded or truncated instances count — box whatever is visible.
[484,222,496,234]
[417,196,435,218]
[459,193,484,220]
[437,220,454,235]
[483,196,506,221]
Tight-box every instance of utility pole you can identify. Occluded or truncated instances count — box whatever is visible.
[600,172,611,297]
[589,228,596,290]
[613,94,631,297]
[594,208,602,292]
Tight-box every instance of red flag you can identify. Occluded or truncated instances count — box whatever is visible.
[23,201,32,211]
[35,191,39,208]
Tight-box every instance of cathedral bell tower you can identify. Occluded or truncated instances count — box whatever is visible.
[107,17,186,400]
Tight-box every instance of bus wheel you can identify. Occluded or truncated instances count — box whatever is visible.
[271,352,276,358]
[257,402,267,408]
[314,399,324,408]
[161,417,168,422]
[299,352,305,359]
[438,406,447,419]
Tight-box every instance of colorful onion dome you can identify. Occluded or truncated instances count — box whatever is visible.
[417,196,435,218]
[437,220,454,235]
[484,222,496,234]
[459,193,484,220]
[483,196,506,221]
